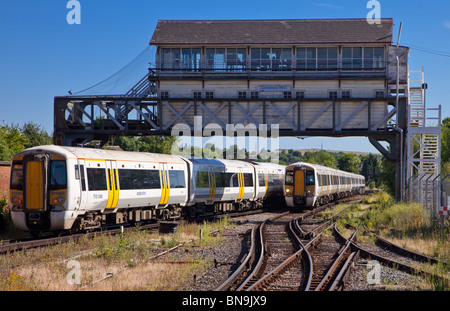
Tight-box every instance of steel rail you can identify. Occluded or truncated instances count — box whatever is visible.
[313,223,361,291]
[245,218,305,291]
[0,223,159,254]
[243,199,364,291]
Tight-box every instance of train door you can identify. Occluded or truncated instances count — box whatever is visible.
[76,160,88,211]
[293,167,305,197]
[105,161,119,209]
[24,154,48,211]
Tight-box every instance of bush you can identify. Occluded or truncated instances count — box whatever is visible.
[0,196,8,232]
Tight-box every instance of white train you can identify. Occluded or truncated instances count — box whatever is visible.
[284,162,365,208]
[9,145,285,235]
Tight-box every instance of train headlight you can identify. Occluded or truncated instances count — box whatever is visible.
[12,197,22,204]
[307,189,314,194]
[53,196,65,204]
[50,190,66,206]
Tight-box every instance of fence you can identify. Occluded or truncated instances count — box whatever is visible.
[407,174,450,239]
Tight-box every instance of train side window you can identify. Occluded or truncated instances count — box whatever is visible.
[243,173,253,187]
[75,165,86,191]
[80,165,86,191]
[260,173,267,186]
[215,172,225,188]
[195,171,209,188]
[118,169,161,190]
[268,174,274,186]
[87,168,107,191]
[169,170,186,188]
[232,173,240,187]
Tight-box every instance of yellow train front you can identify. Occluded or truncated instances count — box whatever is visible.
[284,162,365,208]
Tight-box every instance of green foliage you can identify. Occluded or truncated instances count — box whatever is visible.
[21,122,53,148]
[0,121,52,161]
[301,150,337,168]
[0,123,27,161]
[111,136,177,154]
[337,153,360,174]
[361,153,382,187]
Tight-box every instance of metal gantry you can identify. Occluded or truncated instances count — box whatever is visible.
[406,67,442,216]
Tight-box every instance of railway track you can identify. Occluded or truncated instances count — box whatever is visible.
[216,195,449,291]
[0,207,270,256]
[0,223,159,255]
[216,198,363,291]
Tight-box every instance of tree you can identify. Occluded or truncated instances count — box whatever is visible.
[113,136,141,152]
[0,123,27,161]
[380,148,396,196]
[302,150,336,168]
[442,117,450,164]
[361,154,382,187]
[138,136,177,154]
[337,153,361,174]
[21,122,53,148]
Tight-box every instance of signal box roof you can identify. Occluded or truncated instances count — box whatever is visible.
[150,18,394,46]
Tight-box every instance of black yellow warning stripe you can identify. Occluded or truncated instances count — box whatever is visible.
[106,168,119,209]
[159,169,170,205]
[237,172,244,200]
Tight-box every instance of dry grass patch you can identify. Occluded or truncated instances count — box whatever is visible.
[0,216,234,291]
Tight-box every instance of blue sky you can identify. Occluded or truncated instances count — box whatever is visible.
[0,0,449,153]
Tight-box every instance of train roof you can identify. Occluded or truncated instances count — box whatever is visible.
[249,161,286,171]
[287,161,364,178]
[16,145,187,164]
[188,157,255,168]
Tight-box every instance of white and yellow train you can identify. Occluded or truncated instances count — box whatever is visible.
[9,145,285,235]
[284,162,365,208]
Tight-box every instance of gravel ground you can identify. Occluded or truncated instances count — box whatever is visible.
[155,210,432,291]
[344,259,429,291]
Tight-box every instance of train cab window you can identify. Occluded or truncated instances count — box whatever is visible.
[243,173,254,187]
[87,168,108,191]
[169,170,186,188]
[285,171,294,186]
[10,162,23,190]
[305,171,315,186]
[50,160,67,189]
